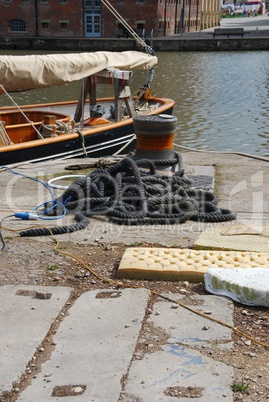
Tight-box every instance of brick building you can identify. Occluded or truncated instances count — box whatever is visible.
[103,0,203,37]
[0,0,83,37]
[0,0,219,39]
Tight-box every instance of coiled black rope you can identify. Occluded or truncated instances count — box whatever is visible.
[20,154,236,237]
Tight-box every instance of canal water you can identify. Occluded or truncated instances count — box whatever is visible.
[0,50,268,156]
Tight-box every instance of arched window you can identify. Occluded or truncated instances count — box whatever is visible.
[10,19,26,32]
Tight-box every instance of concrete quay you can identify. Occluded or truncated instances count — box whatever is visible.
[153,14,269,51]
[0,14,269,52]
[0,149,269,401]
[1,151,269,248]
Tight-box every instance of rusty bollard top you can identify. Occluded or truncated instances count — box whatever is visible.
[133,114,178,137]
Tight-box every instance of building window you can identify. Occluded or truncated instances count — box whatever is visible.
[117,0,125,3]
[85,0,101,7]
[22,0,30,3]
[59,0,67,3]
[40,0,48,3]
[3,0,11,3]
[10,19,26,32]
[59,20,69,29]
[41,20,50,30]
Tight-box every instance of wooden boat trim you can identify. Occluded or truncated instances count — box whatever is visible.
[0,97,175,154]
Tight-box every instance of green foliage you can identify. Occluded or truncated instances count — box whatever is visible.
[47,264,58,271]
[221,12,261,19]
[231,379,249,394]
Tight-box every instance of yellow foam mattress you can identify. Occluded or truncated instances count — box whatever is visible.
[117,247,269,282]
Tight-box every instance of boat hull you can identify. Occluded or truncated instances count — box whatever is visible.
[2,125,137,165]
[0,97,175,165]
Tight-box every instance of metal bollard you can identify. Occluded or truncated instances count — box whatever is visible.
[132,114,178,170]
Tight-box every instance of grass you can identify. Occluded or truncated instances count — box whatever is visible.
[231,379,249,394]
[221,12,262,19]
[47,264,59,271]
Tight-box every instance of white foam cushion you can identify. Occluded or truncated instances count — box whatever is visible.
[204,268,269,307]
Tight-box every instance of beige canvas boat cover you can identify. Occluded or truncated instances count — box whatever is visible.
[0,51,158,92]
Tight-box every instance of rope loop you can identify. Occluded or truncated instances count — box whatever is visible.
[20,156,236,237]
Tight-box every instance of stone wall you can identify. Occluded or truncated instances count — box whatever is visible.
[0,36,268,52]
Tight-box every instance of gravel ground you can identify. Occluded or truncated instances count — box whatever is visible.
[0,236,268,402]
[0,153,269,401]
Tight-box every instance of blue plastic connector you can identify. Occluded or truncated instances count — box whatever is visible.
[15,212,39,220]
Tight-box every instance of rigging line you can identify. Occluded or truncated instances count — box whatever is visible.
[102,0,144,45]
[101,0,152,52]
[112,134,136,156]
[0,84,44,138]
[101,0,144,45]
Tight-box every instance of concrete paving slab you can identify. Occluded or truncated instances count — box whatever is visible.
[150,294,234,349]
[194,225,269,252]
[0,285,72,393]
[2,287,237,402]
[123,346,233,402]
[185,165,215,191]
[184,165,215,178]
[123,295,234,402]
[18,288,150,402]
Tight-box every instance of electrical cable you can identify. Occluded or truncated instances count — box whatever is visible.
[0,166,68,247]
[50,235,269,350]
[31,200,67,221]
[0,165,55,200]
[3,222,269,350]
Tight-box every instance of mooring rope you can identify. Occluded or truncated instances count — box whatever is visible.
[38,120,70,138]
[19,155,236,237]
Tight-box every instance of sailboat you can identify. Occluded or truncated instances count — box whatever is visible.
[0,50,175,165]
